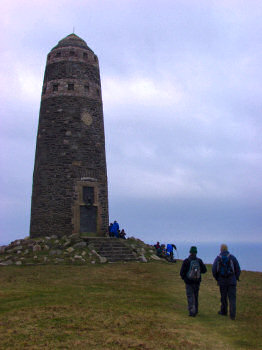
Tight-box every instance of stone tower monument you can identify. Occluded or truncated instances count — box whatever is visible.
[30,34,108,238]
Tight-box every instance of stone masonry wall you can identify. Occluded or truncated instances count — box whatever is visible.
[30,35,108,238]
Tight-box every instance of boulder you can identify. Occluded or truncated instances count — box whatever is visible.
[43,245,50,251]
[139,255,147,263]
[151,254,161,261]
[49,249,62,256]
[63,240,71,248]
[0,246,6,254]
[68,234,80,243]
[11,240,21,246]
[13,245,23,252]
[91,249,99,256]
[74,255,83,259]
[99,256,107,264]
[73,242,87,249]
[0,260,13,265]
[33,244,41,252]
[66,247,74,253]
[16,261,22,265]
[68,233,79,239]
[88,243,95,250]
[51,235,58,239]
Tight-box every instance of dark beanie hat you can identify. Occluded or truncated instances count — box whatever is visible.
[190,246,197,254]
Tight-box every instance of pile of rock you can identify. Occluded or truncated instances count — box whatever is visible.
[124,237,163,263]
[0,235,166,266]
[0,234,107,266]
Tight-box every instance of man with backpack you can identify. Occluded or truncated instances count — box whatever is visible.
[180,246,207,317]
[212,244,241,320]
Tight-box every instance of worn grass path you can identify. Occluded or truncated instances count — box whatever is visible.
[0,261,261,349]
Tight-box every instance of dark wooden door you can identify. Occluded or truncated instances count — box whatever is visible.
[80,205,97,233]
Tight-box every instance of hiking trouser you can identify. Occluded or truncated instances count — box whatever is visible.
[186,283,199,315]
[219,284,236,318]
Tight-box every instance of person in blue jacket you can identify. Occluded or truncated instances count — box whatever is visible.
[166,244,176,261]
[112,220,120,238]
[212,244,241,320]
[108,223,114,237]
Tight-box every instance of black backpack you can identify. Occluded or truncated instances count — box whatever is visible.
[218,253,234,277]
[187,259,201,281]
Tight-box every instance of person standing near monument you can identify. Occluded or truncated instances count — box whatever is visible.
[212,244,241,320]
[166,243,177,261]
[112,220,120,238]
[180,246,207,317]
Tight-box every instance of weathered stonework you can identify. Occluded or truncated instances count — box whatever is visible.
[30,34,108,238]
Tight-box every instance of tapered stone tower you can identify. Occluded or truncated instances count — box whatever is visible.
[30,34,108,238]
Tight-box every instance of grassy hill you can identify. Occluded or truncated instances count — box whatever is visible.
[0,261,261,349]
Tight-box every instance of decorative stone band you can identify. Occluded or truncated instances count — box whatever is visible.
[41,78,101,100]
[47,46,98,67]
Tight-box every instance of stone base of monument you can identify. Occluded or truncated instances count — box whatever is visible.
[0,235,164,266]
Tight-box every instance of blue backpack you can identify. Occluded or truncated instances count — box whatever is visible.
[218,253,234,277]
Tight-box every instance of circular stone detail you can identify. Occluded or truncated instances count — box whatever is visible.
[81,111,93,126]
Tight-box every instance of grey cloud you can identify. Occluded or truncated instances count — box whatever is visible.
[1,0,262,244]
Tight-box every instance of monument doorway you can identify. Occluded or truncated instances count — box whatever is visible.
[73,182,100,235]
[80,186,97,233]
[80,205,97,233]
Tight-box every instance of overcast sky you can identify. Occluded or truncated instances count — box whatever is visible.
[0,0,262,245]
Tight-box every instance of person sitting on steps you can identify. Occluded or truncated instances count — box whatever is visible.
[119,229,126,239]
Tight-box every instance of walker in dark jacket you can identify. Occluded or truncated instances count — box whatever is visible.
[212,244,241,320]
[180,246,207,317]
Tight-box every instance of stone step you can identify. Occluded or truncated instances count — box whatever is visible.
[99,252,136,258]
[108,259,137,262]
[97,251,136,257]
[97,253,137,260]
[93,241,130,245]
[91,244,130,249]
[82,237,139,262]
[95,246,133,251]
[92,246,133,251]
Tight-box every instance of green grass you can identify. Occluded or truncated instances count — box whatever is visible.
[0,262,261,349]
